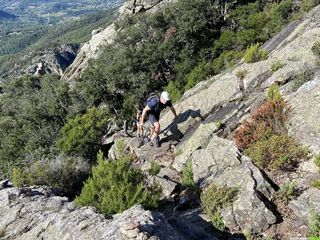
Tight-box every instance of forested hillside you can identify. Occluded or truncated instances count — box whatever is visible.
[0,0,123,32]
[0,9,117,81]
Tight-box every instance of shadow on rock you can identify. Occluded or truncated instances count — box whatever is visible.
[160,109,204,144]
[139,208,245,240]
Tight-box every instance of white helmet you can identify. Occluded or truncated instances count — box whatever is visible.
[161,91,170,101]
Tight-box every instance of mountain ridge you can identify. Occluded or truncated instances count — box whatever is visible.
[0,10,16,21]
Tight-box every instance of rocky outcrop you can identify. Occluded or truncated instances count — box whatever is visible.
[175,130,278,234]
[156,5,320,236]
[289,188,320,224]
[64,0,175,81]
[25,44,79,77]
[118,0,175,15]
[0,181,184,240]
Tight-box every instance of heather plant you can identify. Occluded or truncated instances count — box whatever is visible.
[244,134,308,171]
[75,151,161,216]
[201,184,238,231]
[234,84,308,171]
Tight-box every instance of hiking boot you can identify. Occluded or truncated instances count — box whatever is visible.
[155,136,160,147]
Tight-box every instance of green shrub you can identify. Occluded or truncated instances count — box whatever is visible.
[270,61,285,72]
[243,43,268,63]
[211,50,244,74]
[234,95,291,150]
[273,182,298,205]
[201,184,238,231]
[244,134,309,171]
[57,107,111,160]
[166,81,182,103]
[315,154,320,170]
[300,0,320,13]
[267,83,283,102]
[185,62,212,91]
[75,151,161,216]
[312,41,320,57]
[235,69,249,80]
[12,154,90,197]
[311,180,320,189]
[182,160,197,190]
[292,69,314,91]
[308,210,320,238]
[215,120,222,130]
[268,0,294,33]
[150,160,161,176]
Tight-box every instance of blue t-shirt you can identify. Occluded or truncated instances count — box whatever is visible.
[147,97,172,112]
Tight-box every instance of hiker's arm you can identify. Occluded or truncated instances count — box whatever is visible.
[170,106,177,119]
[140,106,150,126]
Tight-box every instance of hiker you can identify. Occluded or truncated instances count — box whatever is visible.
[139,91,177,147]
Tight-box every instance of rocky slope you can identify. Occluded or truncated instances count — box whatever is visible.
[108,5,320,238]
[0,3,320,240]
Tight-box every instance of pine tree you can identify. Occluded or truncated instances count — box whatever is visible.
[75,151,161,216]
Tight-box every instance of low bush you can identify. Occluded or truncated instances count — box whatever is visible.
[312,41,320,59]
[201,184,238,231]
[308,210,320,238]
[292,69,314,91]
[315,154,320,170]
[235,69,249,80]
[311,180,320,189]
[270,61,285,72]
[234,96,291,149]
[149,160,161,176]
[243,43,268,63]
[244,134,308,171]
[75,151,161,216]
[12,154,90,197]
[273,182,299,205]
[182,160,197,191]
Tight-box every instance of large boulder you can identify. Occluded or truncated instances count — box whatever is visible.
[287,75,320,155]
[0,186,184,240]
[289,188,320,224]
[173,130,278,234]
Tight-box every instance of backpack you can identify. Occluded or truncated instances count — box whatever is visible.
[144,92,159,110]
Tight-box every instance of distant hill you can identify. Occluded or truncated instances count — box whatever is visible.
[0,10,16,21]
